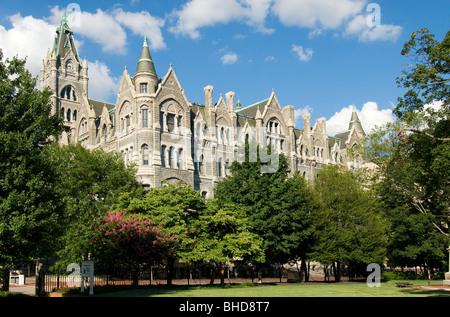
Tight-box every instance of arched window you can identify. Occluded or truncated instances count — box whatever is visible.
[177,148,183,169]
[142,144,149,165]
[61,86,77,101]
[67,109,71,122]
[225,159,230,176]
[168,147,173,168]
[73,110,77,122]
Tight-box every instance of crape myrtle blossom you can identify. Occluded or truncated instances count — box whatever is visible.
[93,210,179,263]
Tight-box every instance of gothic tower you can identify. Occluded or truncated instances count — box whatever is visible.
[41,12,88,142]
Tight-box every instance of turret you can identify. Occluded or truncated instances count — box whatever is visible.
[349,105,365,136]
[134,36,158,94]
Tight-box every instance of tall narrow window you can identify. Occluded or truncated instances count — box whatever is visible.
[161,145,166,167]
[140,83,148,94]
[167,113,175,132]
[103,124,107,144]
[218,158,222,177]
[199,155,203,175]
[142,109,148,128]
[142,144,149,165]
[177,148,183,169]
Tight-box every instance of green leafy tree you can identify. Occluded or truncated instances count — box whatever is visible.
[308,165,388,282]
[0,50,63,290]
[186,201,265,284]
[124,181,206,285]
[92,210,178,287]
[47,143,143,269]
[214,147,314,279]
[362,29,449,274]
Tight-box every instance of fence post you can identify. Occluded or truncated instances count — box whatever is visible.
[35,260,45,297]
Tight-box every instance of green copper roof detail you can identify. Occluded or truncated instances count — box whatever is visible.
[135,36,157,76]
[348,105,365,134]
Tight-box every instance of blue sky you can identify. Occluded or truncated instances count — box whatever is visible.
[0,0,449,135]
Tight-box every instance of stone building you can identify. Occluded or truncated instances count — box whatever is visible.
[40,15,365,197]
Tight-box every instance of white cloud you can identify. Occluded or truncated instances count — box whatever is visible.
[113,9,166,50]
[295,105,314,123]
[0,14,56,77]
[169,0,273,39]
[344,14,402,42]
[272,0,366,29]
[221,52,238,65]
[291,45,313,62]
[327,102,395,136]
[88,60,121,102]
[49,6,128,55]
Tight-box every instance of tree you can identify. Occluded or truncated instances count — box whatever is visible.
[92,210,178,287]
[47,143,143,269]
[214,148,314,280]
[0,50,63,290]
[396,28,449,129]
[308,165,388,282]
[124,181,206,285]
[186,200,265,284]
[361,29,449,276]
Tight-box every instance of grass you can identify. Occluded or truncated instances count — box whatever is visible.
[94,280,450,297]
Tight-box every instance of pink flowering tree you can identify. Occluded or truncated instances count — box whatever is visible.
[92,210,178,286]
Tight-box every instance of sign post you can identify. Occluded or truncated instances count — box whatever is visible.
[81,260,94,295]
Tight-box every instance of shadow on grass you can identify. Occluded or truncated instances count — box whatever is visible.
[93,283,256,297]
[399,288,450,297]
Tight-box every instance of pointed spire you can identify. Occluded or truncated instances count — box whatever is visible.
[52,13,80,65]
[235,98,243,110]
[135,36,157,76]
[349,105,365,134]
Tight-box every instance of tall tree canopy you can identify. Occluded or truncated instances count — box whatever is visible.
[364,28,449,272]
[214,150,314,267]
[47,143,143,268]
[308,165,388,281]
[0,50,63,290]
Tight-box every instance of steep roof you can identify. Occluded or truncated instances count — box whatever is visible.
[235,98,269,118]
[52,13,81,66]
[348,105,365,134]
[135,36,157,76]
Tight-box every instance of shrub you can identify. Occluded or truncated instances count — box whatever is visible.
[383,271,428,281]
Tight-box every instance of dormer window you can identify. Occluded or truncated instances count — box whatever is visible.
[140,83,148,94]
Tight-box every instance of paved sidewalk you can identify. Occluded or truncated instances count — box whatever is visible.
[9,284,35,296]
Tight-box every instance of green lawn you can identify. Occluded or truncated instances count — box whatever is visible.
[95,280,450,297]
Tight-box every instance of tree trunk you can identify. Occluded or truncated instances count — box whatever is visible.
[220,265,225,285]
[166,258,175,286]
[257,264,262,284]
[209,265,215,285]
[0,266,10,292]
[333,261,341,282]
[35,261,45,297]
[300,257,307,283]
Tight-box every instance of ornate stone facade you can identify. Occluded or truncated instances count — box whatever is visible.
[41,15,365,197]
